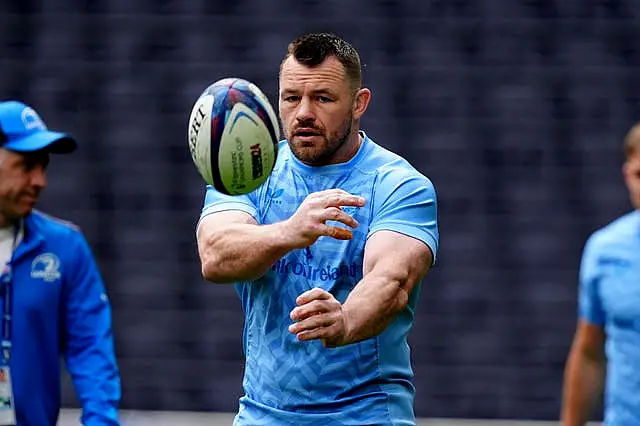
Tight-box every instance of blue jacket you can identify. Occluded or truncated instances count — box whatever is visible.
[6,211,120,425]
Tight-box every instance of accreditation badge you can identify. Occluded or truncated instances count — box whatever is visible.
[0,366,15,426]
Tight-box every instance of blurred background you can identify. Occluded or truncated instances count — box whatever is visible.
[3,0,637,424]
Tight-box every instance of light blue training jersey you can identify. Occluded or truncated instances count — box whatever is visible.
[579,210,640,426]
[200,131,439,425]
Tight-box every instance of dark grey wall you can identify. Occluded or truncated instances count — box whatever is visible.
[3,0,638,420]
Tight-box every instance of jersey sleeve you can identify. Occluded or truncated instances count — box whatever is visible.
[578,235,605,326]
[63,231,121,425]
[199,185,260,223]
[369,167,439,264]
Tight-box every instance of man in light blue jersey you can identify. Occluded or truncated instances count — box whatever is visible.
[561,123,640,426]
[196,33,438,425]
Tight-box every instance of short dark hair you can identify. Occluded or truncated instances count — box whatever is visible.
[282,32,362,91]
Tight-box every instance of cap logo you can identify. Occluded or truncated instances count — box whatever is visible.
[21,107,46,131]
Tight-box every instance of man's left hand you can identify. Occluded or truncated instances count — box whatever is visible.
[288,287,349,348]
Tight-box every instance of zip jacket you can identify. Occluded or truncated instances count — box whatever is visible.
[6,210,120,425]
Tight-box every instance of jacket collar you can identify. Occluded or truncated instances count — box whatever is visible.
[12,214,45,263]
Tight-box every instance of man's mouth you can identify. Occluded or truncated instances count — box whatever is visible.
[20,192,39,203]
[294,128,321,137]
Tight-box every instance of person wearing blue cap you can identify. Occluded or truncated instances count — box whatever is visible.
[0,100,120,425]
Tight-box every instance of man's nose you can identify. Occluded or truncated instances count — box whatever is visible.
[30,165,47,189]
[295,97,315,123]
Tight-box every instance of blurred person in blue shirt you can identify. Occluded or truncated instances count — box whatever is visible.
[0,100,120,426]
[562,123,640,426]
[196,33,438,425]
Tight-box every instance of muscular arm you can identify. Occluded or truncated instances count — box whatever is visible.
[561,320,606,426]
[197,211,295,283]
[341,230,432,345]
[197,189,364,283]
[288,175,437,347]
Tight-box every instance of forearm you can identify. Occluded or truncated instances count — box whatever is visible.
[200,221,296,283]
[341,274,409,345]
[81,398,120,426]
[561,351,605,426]
[68,354,120,425]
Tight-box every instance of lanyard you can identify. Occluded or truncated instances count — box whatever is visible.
[0,223,20,365]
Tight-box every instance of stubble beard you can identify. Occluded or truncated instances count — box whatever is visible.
[286,114,353,166]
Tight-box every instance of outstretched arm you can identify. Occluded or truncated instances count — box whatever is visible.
[197,189,366,283]
[197,211,295,283]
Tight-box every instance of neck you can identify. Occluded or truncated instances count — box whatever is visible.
[346,130,363,159]
[328,129,363,165]
[0,214,16,229]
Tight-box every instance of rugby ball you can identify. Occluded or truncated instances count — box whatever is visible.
[188,78,280,195]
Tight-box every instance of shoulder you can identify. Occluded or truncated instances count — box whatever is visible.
[24,212,96,280]
[28,210,87,246]
[584,210,639,255]
[361,137,435,195]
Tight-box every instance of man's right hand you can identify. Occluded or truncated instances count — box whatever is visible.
[282,189,366,248]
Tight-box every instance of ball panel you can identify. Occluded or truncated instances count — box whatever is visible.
[225,86,280,156]
[187,93,214,186]
[251,99,280,150]
[188,77,280,196]
[247,98,280,181]
[205,78,236,96]
[222,87,279,194]
[208,86,232,194]
[217,102,276,195]
[247,82,281,141]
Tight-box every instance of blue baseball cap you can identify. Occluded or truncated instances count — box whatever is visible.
[0,100,77,154]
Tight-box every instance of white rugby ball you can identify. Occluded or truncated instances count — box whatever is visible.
[188,78,280,195]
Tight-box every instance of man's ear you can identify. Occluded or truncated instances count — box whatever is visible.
[353,88,371,120]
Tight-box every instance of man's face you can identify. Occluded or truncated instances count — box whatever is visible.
[278,56,357,166]
[0,148,49,225]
